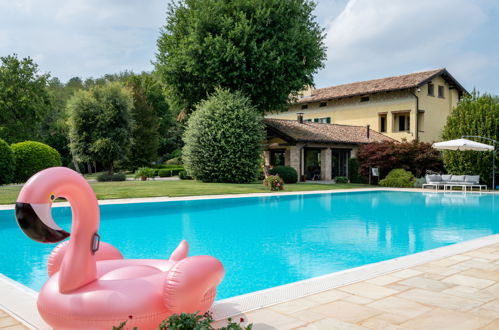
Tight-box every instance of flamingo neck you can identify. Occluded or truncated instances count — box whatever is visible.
[57,176,100,293]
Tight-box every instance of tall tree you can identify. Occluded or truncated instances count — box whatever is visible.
[125,75,160,168]
[155,0,326,115]
[68,82,133,174]
[441,92,499,186]
[0,54,51,143]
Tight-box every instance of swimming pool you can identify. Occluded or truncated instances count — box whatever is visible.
[0,190,497,299]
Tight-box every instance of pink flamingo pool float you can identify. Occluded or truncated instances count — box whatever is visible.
[15,167,224,329]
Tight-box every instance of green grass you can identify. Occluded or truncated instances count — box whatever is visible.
[0,180,371,205]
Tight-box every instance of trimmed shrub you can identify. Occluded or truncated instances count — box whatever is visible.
[158,168,183,177]
[348,158,365,183]
[134,167,156,180]
[379,169,416,188]
[0,138,15,184]
[263,175,284,191]
[97,172,127,182]
[334,176,349,183]
[269,166,298,184]
[11,141,62,182]
[441,92,498,187]
[182,89,265,183]
[179,170,193,180]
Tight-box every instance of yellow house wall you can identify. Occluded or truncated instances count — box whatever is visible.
[269,90,417,142]
[267,76,460,143]
[417,76,459,142]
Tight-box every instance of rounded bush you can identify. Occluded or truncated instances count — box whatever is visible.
[182,89,265,183]
[134,167,156,180]
[334,176,349,184]
[263,175,284,191]
[96,172,126,182]
[269,166,298,184]
[379,168,416,188]
[179,170,192,180]
[11,141,62,183]
[0,139,15,184]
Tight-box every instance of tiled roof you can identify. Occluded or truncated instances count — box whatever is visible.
[295,68,466,104]
[265,118,395,144]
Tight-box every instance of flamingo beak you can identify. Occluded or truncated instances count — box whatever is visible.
[15,203,70,243]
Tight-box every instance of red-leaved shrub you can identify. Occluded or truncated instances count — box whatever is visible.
[357,140,443,180]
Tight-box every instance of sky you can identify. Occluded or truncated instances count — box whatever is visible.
[0,0,498,94]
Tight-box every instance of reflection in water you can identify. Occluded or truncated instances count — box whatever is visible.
[0,191,497,299]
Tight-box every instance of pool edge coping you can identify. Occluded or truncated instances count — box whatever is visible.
[1,186,496,210]
[3,234,499,327]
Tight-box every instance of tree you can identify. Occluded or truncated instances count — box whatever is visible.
[183,89,265,183]
[68,82,133,174]
[155,0,326,115]
[441,92,499,186]
[357,141,443,179]
[0,54,51,143]
[125,75,160,168]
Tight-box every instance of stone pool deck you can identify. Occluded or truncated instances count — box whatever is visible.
[213,243,499,329]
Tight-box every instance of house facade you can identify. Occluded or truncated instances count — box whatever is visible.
[268,69,468,143]
[264,116,394,181]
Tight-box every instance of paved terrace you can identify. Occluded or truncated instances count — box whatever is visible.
[212,243,499,329]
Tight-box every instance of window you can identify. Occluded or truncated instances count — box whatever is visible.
[318,117,331,124]
[313,118,319,123]
[418,112,424,132]
[301,104,308,110]
[428,83,434,96]
[379,114,387,133]
[395,113,410,132]
[304,119,312,123]
[438,85,444,98]
[270,150,286,166]
[319,102,327,107]
[360,96,370,102]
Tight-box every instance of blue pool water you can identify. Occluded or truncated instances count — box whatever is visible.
[0,191,498,299]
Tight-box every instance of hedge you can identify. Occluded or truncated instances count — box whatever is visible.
[0,139,15,184]
[11,141,62,183]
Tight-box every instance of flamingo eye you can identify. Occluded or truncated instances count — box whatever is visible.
[50,194,55,201]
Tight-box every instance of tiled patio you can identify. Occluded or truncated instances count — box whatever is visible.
[214,243,499,329]
[0,310,27,330]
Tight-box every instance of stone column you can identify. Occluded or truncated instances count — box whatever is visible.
[321,148,332,181]
[289,145,301,179]
[263,150,270,166]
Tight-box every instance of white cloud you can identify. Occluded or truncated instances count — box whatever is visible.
[0,0,497,94]
[315,0,498,94]
[0,0,169,81]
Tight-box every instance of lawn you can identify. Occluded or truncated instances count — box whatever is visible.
[0,180,371,205]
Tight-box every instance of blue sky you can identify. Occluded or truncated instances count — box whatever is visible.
[0,0,497,94]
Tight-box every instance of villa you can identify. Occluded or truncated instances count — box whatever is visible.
[268,68,468,143]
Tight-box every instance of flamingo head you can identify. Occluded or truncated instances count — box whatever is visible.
[15,167,72,243]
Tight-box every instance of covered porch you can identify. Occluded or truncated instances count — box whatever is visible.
[263,116,395,182]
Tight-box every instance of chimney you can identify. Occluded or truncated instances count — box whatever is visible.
[366,124,370,139]
[297,112,304,124]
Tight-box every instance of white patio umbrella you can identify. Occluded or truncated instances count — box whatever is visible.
[432,138,496,189]
[432,138,494,151]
